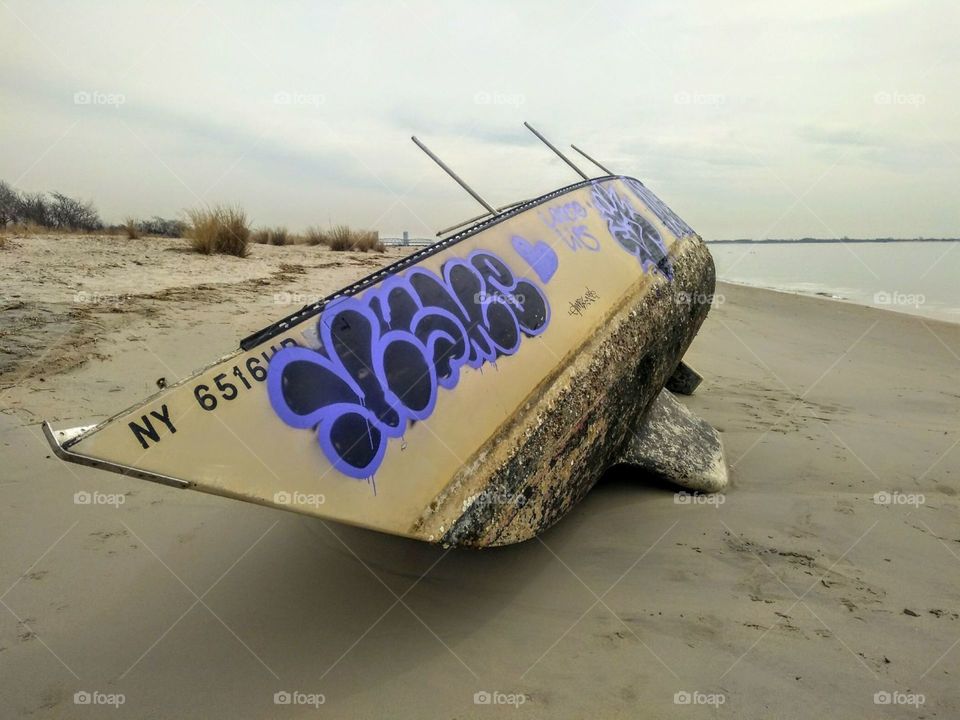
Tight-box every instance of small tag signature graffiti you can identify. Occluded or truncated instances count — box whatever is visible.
[568,287,600,317]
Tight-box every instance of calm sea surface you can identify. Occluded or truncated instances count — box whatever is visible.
[708,241,960,324]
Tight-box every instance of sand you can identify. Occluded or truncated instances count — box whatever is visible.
[1,234,958,718]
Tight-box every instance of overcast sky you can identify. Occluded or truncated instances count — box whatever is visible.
[2,0,957,238]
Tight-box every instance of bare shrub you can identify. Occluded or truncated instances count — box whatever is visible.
[304,226,330,246]
[186,206,250,257]
[140,216,186,237]
[320,225,384,252]
[123,217,140,239]
[0,181,102,232]
[48,192,101,230]
[271,227,290,246]
[327,224,353,251]
[353,230,385,252]
[252,226,291,246]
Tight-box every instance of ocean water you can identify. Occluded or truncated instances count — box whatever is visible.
[708,241,960,324]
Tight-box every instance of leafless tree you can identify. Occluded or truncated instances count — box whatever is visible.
[0,181,18,225]
[48,191,102,230]
[17,191,51,227]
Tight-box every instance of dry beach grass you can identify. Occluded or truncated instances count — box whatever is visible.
[185,206,251,257]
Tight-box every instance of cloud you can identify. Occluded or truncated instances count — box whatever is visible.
[796,125,886,148]
[0,0,957,236]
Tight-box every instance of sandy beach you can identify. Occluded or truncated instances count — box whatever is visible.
[1,234,958,718]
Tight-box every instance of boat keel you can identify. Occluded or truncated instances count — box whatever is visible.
[617,389,728,493]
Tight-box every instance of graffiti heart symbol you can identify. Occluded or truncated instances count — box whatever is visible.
[511,235,558,283]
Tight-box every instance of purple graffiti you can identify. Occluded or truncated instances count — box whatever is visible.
[511,235,558,283]
[267,250,551,479]
[621,177,695,240]
[537,200,601,252]
[591,181,674,280]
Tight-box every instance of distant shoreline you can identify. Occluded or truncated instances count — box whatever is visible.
[715,279,959,326]
[706,238,958,244]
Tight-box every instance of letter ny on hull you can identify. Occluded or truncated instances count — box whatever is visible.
[45,176,716,547]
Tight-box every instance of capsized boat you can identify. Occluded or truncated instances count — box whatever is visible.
[44,133,727,547]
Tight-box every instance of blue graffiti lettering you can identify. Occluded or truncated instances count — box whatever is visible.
[267,250,550,479]
[591,181,674,280]
[537,200,600,252]
[621,177,695,240]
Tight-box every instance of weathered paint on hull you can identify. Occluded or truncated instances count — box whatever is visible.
[44,176,715,547]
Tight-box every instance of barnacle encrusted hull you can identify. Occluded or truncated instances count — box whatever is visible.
[432,236,715,546]
[44,176,722,547]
